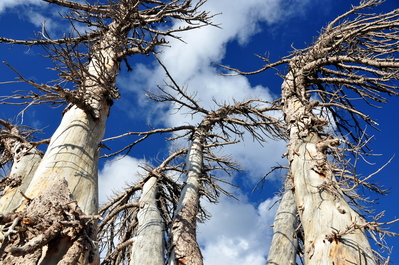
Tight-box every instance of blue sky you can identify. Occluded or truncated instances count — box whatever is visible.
[1,0,399,264]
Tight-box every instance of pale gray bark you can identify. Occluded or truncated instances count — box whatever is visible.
[282,71,376,265]
[266,184,298,265]
[0,145,42,245]
[130,176,164,265]
[291,133,375,265]
[5,25,118,263]
[169,138,203,265]
[22,104,108,215]
[0,146,42,214]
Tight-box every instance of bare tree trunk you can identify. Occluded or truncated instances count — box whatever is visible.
[266,183,298,265]
[169,137,203,265]
[130,176,165,265]
[0,145,42,214]
[8,104,108,265]
[282,71,376,265]
[292,133,375,265]
[4,27,118,263]
[22,104,108,215]
[0,139,42,245]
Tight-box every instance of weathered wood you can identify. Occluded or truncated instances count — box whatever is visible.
[130,176,165,265]
[0,147,42,214]
[0,104,108,265]
[292,133,375,265]
[281,68,376,264]
[266,185,298,265]
[0,147,42,245]
[169,138,203,265]
[22,104,108,215]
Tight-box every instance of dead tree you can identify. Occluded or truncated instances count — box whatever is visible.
[0,0,214,264]
[225,0,399,264]
[97,70,287,265]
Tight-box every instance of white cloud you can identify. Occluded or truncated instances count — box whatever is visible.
[198,195,279,265]
[98,156,147,204]
[26,10,55,32]
[0,0,42,14]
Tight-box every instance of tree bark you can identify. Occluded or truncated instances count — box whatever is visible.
[266,184,298,265]
[0,145,42,214]
[130,176,165,265]
[282,70,376,265]
[169,138,203,265]
[22,104,108,215]
[0,142,42,245]
[292,133,375,265]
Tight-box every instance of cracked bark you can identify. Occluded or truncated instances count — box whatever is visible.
[282,69,375,265]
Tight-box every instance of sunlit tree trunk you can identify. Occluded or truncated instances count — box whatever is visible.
[169,136,204,265]
[130,176,165,265]
[282,71,375,265]
[22,104,109,214]
[6,24,121,265]
[0,142,42,214]
[266,182,298,265]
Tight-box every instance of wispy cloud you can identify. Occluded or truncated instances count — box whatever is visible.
[0,0,43,14]
[118,0,309,182]
[98,156,147,204]
[198,194,279,265]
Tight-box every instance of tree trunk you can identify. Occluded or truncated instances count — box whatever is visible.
[0,141,42,245]
[266,184,298,265]
[292,133,375,265]
[130,176,165,265]
[0,145,42,214]
[22,104,108,215]
[3,104,108,265]
[169,138,203,265]
[282,70,376,265]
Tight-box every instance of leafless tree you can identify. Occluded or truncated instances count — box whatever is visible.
[3,0,399,264]
[0,0,215,264]
[224,0,399,264]
[97,66,287,265]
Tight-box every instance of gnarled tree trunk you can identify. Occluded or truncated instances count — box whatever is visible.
[282,70,375,265]
[22,104,108,215]
[1,22,121,265]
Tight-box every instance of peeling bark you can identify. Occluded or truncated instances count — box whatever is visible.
[0,180,98,265]
[130,176,164,265]
[291,133,374,265]
[282,69,376,264]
